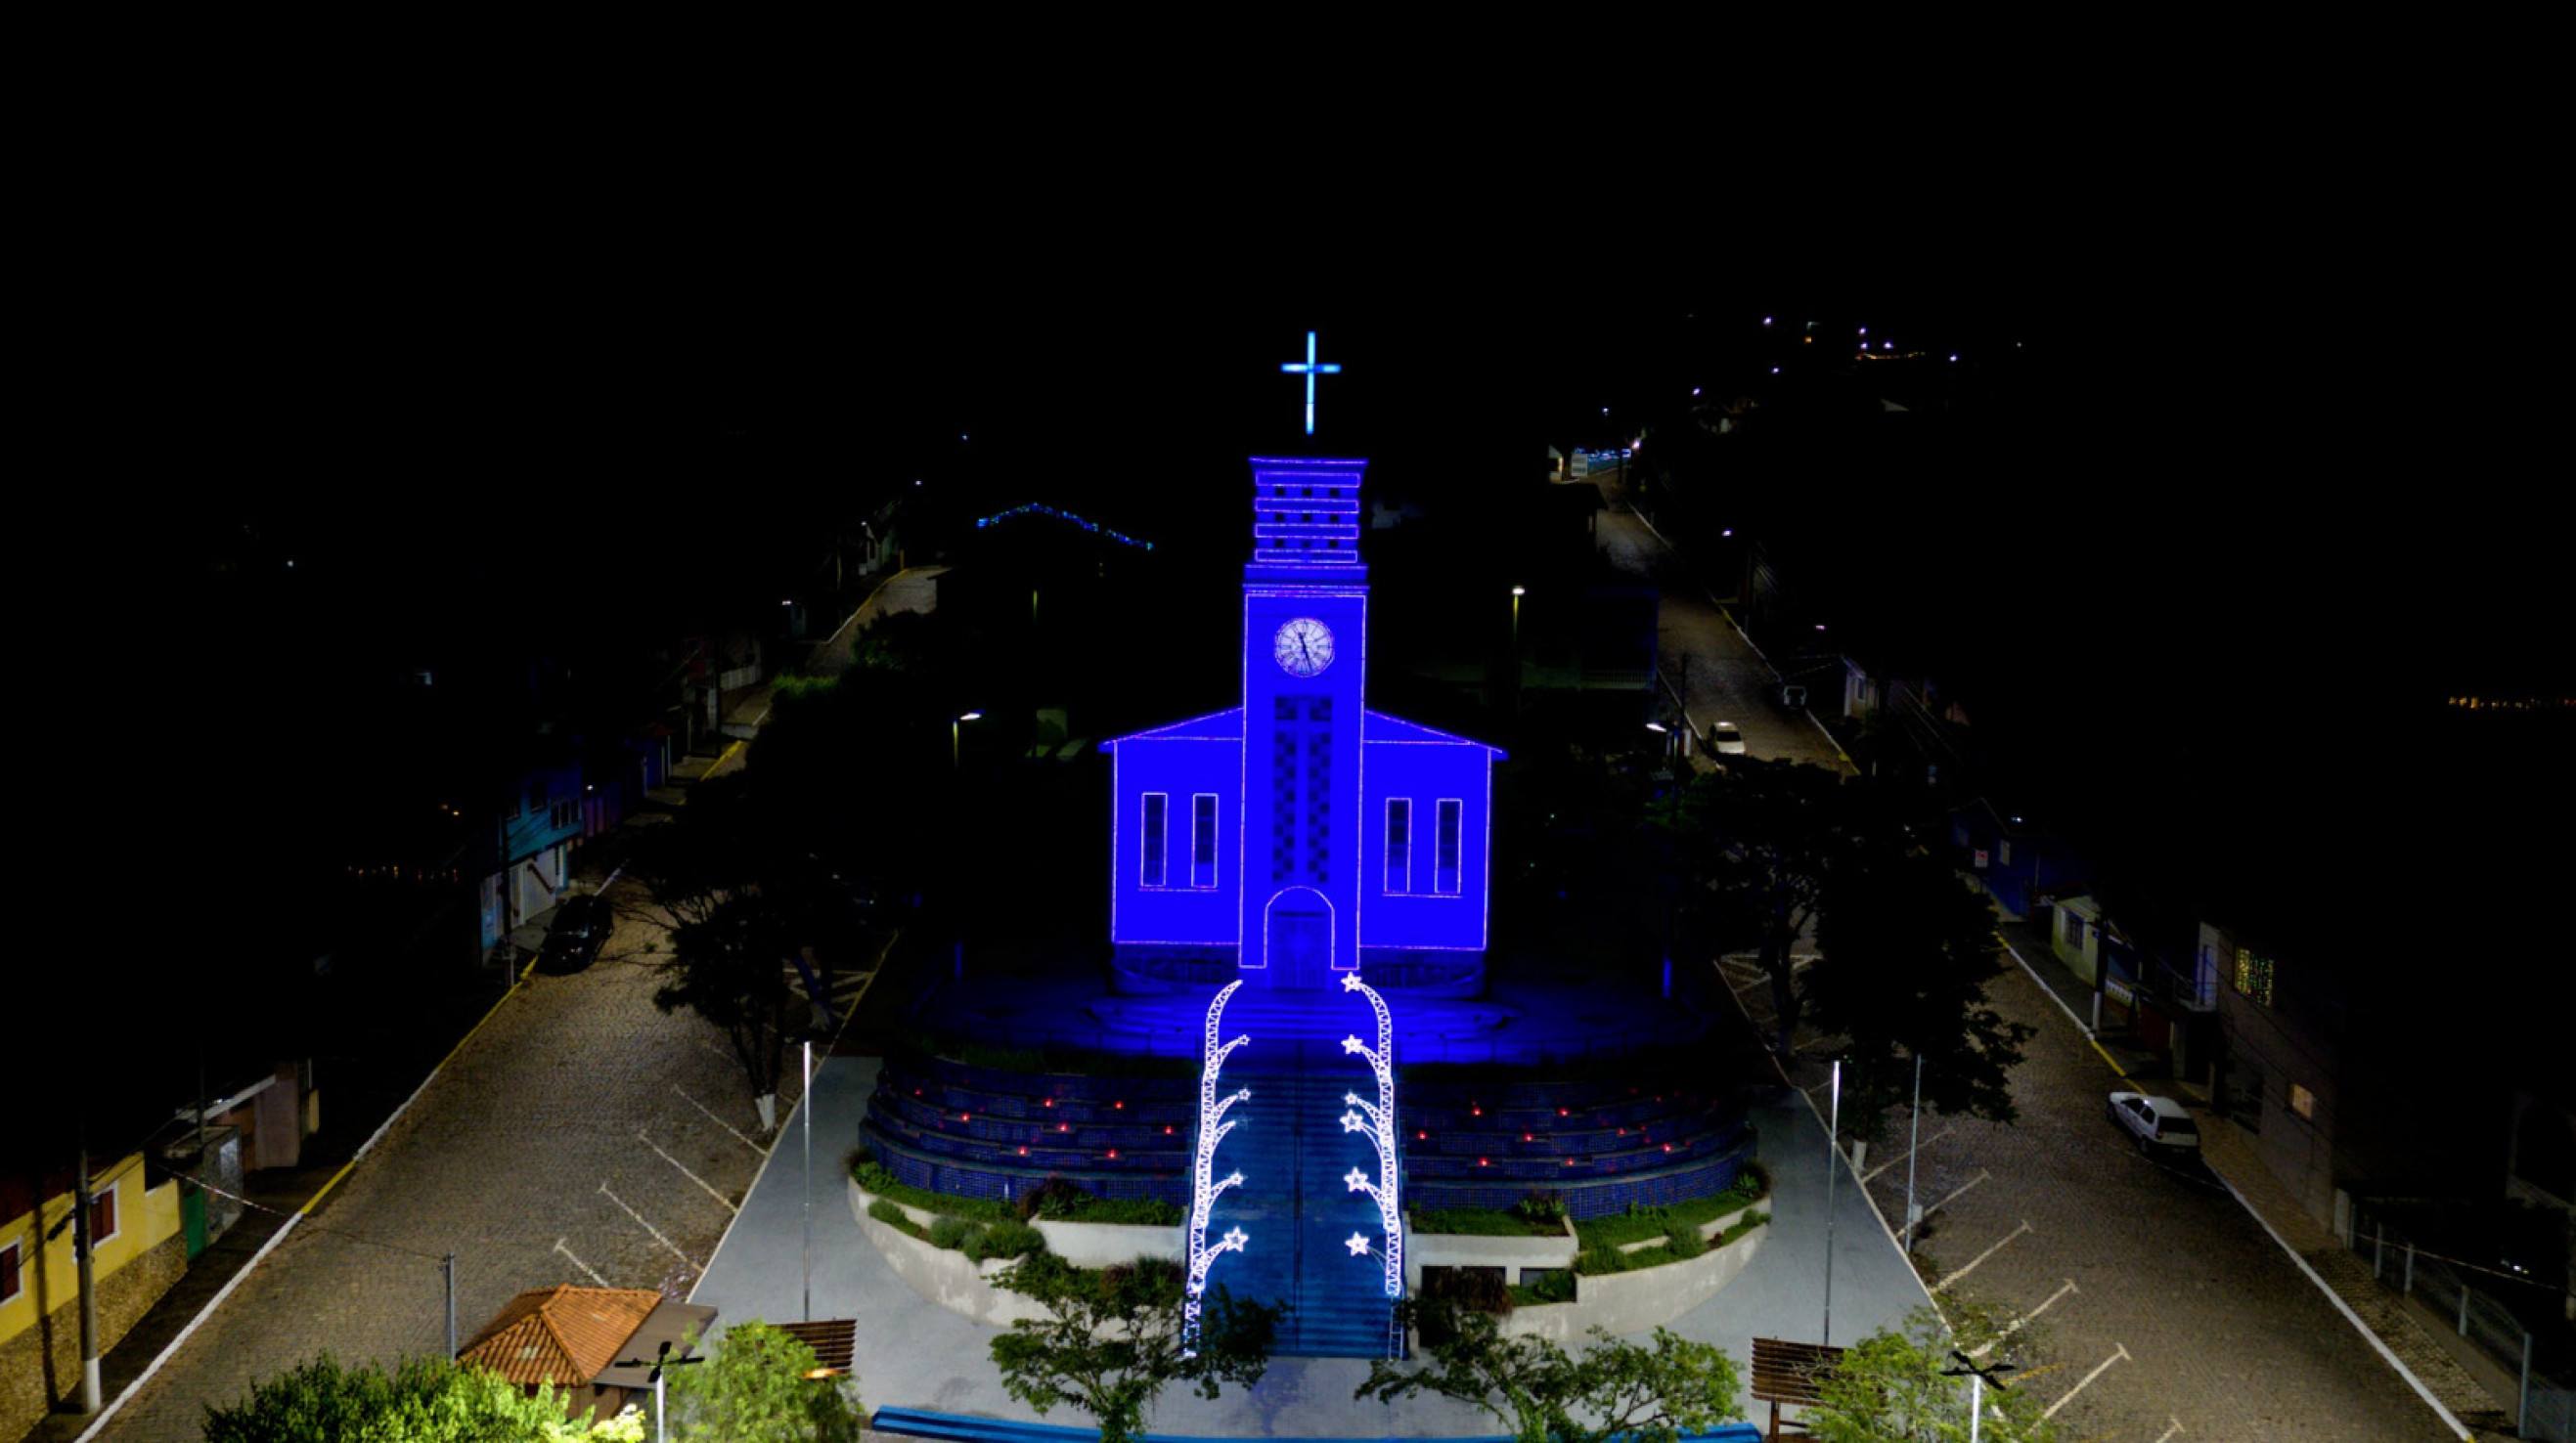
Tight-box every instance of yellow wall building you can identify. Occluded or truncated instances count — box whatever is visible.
[1,1154,187,1441]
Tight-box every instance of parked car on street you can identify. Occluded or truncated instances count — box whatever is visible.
[537,893,610,974]
[2109,1091,2200,1152]
[1776,682,1808,711]
[1705,722,1746,756]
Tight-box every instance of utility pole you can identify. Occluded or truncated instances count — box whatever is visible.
[73,1132,101,1413]
[1823,1059,1841,1348]
[1942,1350,2016,1443]
[444,1253,458,1359]
[802,1036,814,1323]
[1903,1051,1924,1251]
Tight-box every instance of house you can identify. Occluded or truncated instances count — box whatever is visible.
[1,1154,188,1441]
[458,1285,717,1425]
[478,753,588,957]
[1948,799,2087,921]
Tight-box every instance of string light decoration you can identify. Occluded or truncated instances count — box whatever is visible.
[1337,972,1403,1304]
[1183,981,1252,1353]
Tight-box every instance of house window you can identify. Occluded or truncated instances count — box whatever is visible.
[2288,1083,2317,1119]
[90,1181,118,1247]
[1435,799,1464,896]
[1998,840,2013,867]
[2063,911,2086,949]
[1384,799,1412,894]
[1190,794,1219,889]
[1,1238,20,1305]
[2234,947,2275,1007]
[1140,793,1168,888]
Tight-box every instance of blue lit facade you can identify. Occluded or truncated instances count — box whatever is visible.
[1104,457,1500,989]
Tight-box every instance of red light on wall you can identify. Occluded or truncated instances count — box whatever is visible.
[1662,1143,1673,1153]
[1477,1158,1489,1167]
[1016,1146,1028,1157]
[1043,1098,1054,1108]
[1522,1133,1533,1143]
[1417,1130,1428,1140]
[1563,1158,1574,1166]
[1114,1101,1125,1110]
[1471,1107,1483,1117]
[1106,1150,1119,1159]
[1558,1108,1569,1116]
[1164,1125,1175,1135]
[1058,1123,1069,1132]
[960,1114,972,1123]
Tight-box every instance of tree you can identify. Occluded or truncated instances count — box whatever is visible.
[1650,758,1853,1056]
[665,1320,864,1443]
[1806,1309,2057,1443]
[987,1252,1281,1443]
[650,892,802,1121]
[201,1354,644,1442]
[1805,843,2035,1132]
[1356,1301,1743,1443]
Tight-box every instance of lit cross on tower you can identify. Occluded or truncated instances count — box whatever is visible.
[1279,330,1343,436]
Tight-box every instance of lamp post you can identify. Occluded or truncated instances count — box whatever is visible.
[951,711,982,772]
[611,1339,702,1443]
[1823,1058,1841,1347]
[1510,586,1525,653]
[1903,1051,1924,1252]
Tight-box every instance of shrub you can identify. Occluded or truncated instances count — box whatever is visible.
[1018,1175,1092,1222]
[1047,1195,1184,1226]
[1512,1194,1569,1228]
[1413,1206,1561,1238]
[1715,1209,1770,1246]
[965,1219,1048,1262]
[1575,1245,1635,1276]
[1664,1222,1708,1260]
[928,1216,979,1250]
[1509,1268,1577,1306]
[868,1198,926,1239]
[853,1158,1016,1222]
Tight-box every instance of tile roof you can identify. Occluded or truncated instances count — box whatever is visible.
[460,1286,660,1387]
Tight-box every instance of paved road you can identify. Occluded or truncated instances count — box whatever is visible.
[89,876,808,1442]
[1717,950,2459,1442]
[1577,490,1848,774]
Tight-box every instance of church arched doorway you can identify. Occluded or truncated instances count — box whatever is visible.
[1260,887,1334,989]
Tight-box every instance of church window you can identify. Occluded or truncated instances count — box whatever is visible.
[1140,793,1168,888]
[2233,947,2275,1007]
[1191,794,1219,888]
[1435,798,1464,895]
[1385,799,1411,893]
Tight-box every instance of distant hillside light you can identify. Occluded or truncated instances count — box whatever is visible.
[1761,316,1773,326]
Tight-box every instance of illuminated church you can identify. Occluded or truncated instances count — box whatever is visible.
[1101,455,1502,995]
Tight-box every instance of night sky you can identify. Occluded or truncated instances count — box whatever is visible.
[50,191,2567,1163]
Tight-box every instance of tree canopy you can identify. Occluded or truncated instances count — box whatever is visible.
[987,1252,1280,1443]
[665,1320,865,1443]
[1357,1301,1743,1443]
[200,1354,644,1443]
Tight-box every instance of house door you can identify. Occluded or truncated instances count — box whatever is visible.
[1261,888,1333,990]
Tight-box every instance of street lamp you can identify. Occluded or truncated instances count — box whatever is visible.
[952,711,982,771]
[610,1339,702,1443]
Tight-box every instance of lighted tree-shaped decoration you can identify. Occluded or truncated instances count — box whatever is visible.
[1338,973,1402,1307]
[1184,980,1252,1353]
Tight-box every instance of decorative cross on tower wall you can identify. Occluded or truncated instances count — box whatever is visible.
[1279,330,1343,436]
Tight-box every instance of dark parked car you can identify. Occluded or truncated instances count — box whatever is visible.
[537,894,610,974]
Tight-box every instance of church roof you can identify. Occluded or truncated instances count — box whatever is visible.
[1098,708,1503,757]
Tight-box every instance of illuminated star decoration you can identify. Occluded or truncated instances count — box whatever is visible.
[1278,329,1342,436]
[1339,973,1404,1300]
[1347,1232,1372,1257]
[1183,982,1253,1355]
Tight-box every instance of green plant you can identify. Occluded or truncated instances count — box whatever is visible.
[1806,1308,2057,1442]
[1663,1222,1708,1260]
[1512,1193,1570,1227]
[867,1198,926,1239]
[1508,1268,1578,1306]
[965,1219,1047,1262]
[665,1320,866,1443]
[928,1216,978,1250]
[1419,1267,1515,1339]
[989,1253,1282,1443]
[1413,1206,1564,1238]
[852,1159,1016,1222]
[1359,1307,1745,1443]
[1715,1209,1770,1246]
[200,1354,644,1441]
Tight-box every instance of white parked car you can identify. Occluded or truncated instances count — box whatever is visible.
[2109,1092,2200,1152]
[1706,722,1746,755]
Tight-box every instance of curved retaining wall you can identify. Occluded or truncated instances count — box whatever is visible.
[850,1180,1179,1325]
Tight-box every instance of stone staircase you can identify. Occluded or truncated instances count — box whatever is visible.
[1203,1036,1399,1358]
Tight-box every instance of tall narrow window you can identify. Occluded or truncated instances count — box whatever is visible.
[1384,798,1412,894]
[1140,793,1169,888]
[1191,794,1219,889]
[0,1238,21,1306]
[1435,798,1463,895]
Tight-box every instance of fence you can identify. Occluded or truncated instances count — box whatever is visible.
[2349,1202,2572,1440]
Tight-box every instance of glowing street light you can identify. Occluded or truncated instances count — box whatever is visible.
[952,711,983,770]
[1644,722,1668,733]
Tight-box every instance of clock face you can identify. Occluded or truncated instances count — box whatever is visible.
[1272,617,1336,677]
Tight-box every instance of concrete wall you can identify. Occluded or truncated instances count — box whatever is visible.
[1500,1217,1768,1342]
[849,1182,1178,1325]
[1406,1219,1577,1289]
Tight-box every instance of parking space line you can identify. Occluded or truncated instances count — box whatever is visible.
[1920,1167,1990,1220]
[600,1182,703,1272]
[2041,1343,2129,1421]
[2153,1418,2184,1442]
[1932,1219,2030,1293]
[1862,1124,1951,1184]
[640,1129,738,1214]
[1969,1278,2076,1358]
[554,1237,611,1287]
[674,1085,766,1152]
